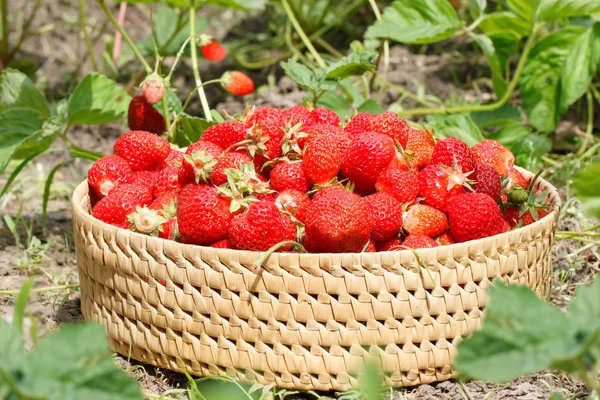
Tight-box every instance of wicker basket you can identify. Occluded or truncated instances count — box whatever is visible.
[72,168,561,391]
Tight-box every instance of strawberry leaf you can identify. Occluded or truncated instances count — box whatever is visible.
[0,69,50,118]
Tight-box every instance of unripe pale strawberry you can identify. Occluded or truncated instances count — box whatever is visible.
[140,73,165,105]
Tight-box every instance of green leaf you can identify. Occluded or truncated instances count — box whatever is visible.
[365,0,462,44]
[507,0,540,22]
[536,0,600,22]
[569,275,600,333]
[472,35,508,98]
[455,283,581,382]
[0,319,25,370]
[471,104,522,128]
[0,69,49,118]
[12,117,62,160]
[469,0,487,17]
[519,27,584,132]
[154,88,182,119]
[510,133,552,170]
[487,123,531,145]
[0,108,44,174]
[316,91,352,119]
[323,52,376,81]
[179,114,219,147]
[357,99,385,114]
[573,163,600,218]
[281,60,319,91]
[558,24,600,113]
[488,33,520,69]
[68,73,131,125]
[426,114,484,146]
[12,278,34,335]
[478,12,531,40]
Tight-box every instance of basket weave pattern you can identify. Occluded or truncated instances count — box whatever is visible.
[72,169,561,391]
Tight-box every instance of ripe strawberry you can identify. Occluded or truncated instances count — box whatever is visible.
[473,162,501,201]
[343,112,374,136]
[154,166,182,198]
[275,189,311,223]
[211,151,252,186]
[200,38,227,62]
[211,239,231,248]
[404,128,435,170]
[127,95,165,134]
[229,200,296,251]
[364,241,377,252]
[376,237,402,251]
[403,235,438,249]
[311,184,353,201]
[243,108,285,167]
[437,232,456,246]
[472,140,514,176]
[303,191,373,253]
[88,155,133,197]
[201,121,246,150]
[131,170,158,191]
[375,168,419,205]
[418,163,472,211]
[92,194,143,228]
[403,204,448,237]
[109,183,153,206]
[340,132,400,192]
[310,107,340,126]
[222,71,254,96]
[114,130,171,171]
[431,137,477,173]
[270,161,311,193]
[158,149,184,169]
[177,184,233,245]
[159,218,178,240]
[366,111,409,148]
[298,123,346,149]
[147,193,178,239]
[140,74,165,105]
[447,193,507,242]
[364,192,403,241]
[504,207,548,228]
[304,134,351,184]
[506,167,529,189]
[285,105,315,127]
[179,140,223,185]
[244,106,285,127]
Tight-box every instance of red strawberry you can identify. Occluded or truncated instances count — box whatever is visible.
[447,193,507,242]
[211,239,231,248]
[504,207,548,228]
[154,166,182,198]
[200,39,227,61]
[344,113,374,136]
[403,235,438,249]
[222,71,254,96]
[114,131,171,171]
[364,192,403,241]
[403,204,448,237]
[127,95,165,134]
[340,132,400,192]
[147,193,178,239]
[418,163,472,211]
[376,237,402,251]
[375,168,419,205]
[140,74,165,105]
[88,155,133,197]
[243,108,285,167]
[179,140,223,185]
[201,121,246,150]
[304,134,351,184]
[275,189,311,223]
[404,128,435,170]
[131,170,158,191]
[244,107,285,127]
[159,218,178,240]
[366,111,409,148]
[311,184,353,202]
[431,137,477,173]
[211,151,252,186]
[310,107,340,126]
[92,194,143,228]
[270,161,311,193]
[108,183,153,206]
[364,241,377,252]
[297,123,346,150]
[158,149,184,169]
[177,184,233,245]
[229,200,296,251]
[303,191,373,253]
[285,105,315,127]
[437,232,456,246]
[474,162,501,201]
[472,140,514,176]
[506,167,529,189]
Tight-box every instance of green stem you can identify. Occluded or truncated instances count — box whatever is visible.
[254,241,307,268]
[0,284,79,295]
[281,0,326,68]
[59,128,104,159]
[80,0,98,71]
[396,23,542,118]
[0,0,8,60]
[382,79,437,108]
[181,79,221,112]
[368,0,389,99]
[578,89,594,156]
[314,36,343,58]
[189,4,213,121]
[165,36,192,82]
[168,79,221,140]
[96,0,152,73]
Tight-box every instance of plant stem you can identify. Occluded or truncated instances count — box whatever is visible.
[281,0,326,68]
[381,79,437,108]
[165,36,192,82]
[189,4,213,121]
[112,2,127,63]
[79,0,98,71]
[315,36,343,58]
[577,89,594,156]
[368,0,390,99]
[0,284,79,295]
[396,23,542,118]
[0,0,8,61]
[97,0,152,74]
[181,79,222,112]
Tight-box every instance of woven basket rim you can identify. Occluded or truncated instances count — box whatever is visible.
[72,166,561,268]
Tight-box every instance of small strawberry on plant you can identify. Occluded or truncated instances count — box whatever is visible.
[221,71,255,96]
[140,72,165,105]
[198,34,227,62]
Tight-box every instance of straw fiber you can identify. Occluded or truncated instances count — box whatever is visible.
[72,168,561,391]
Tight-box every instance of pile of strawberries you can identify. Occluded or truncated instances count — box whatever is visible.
[88,105,549,253]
